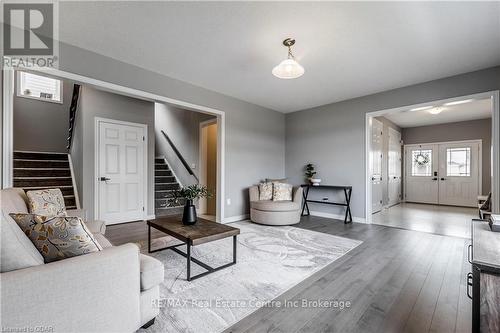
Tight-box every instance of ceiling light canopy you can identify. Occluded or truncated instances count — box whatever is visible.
[409,105,433,112]
[272,38,304,79]
[443,99,474,106]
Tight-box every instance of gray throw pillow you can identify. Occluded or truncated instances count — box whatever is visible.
[9,213,102,263]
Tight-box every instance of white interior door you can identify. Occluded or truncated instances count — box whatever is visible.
[405,144,439,204]
[387,127,402,206]
[438,142,480,207]
[371,118,383,213]
[97,120,146,224]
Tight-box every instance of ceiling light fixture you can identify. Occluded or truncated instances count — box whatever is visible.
[409,105,433,112]
[443,99,474,106]
[428,107,443,115]
[272,38,304,79]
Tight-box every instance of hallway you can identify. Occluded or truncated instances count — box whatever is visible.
[372,203,478,238]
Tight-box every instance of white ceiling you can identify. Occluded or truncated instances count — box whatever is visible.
[384,98,492,128]
[58,2,500,113]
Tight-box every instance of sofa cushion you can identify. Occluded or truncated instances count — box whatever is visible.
[251,200,300,212]
[258,182,273,201]
[266,178,288,184]
[94,233,113,248]
[10,213,103,263]
[0,211,44,272]
[26,188,66,217]
[140,254,164,291]
[1,188,44,272]
[272,182,293,201]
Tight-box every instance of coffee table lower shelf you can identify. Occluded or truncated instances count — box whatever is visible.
[148,225,237,281]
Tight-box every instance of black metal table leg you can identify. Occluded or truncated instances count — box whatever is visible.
[343,188,353,224]
[233,235,237,263]
[187,241,191,281]
[148,224,151,253]
[301,186,310,216]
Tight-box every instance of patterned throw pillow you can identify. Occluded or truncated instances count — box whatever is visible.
[9,213,102,263]
[259,182,273,200]
[26,189,66,217]
[273,183,293,201]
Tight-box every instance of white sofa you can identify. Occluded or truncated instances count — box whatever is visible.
[249,185,303,225]
[0,188,164,332]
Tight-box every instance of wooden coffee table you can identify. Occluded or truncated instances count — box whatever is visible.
[147,216,240,281]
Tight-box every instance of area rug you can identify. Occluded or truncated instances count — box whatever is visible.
[139,221,362,333]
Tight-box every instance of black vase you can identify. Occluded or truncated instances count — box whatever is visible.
[182,199,197,225]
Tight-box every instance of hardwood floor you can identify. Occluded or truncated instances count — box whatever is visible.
[372,203,477,239]
[106,216,472,333]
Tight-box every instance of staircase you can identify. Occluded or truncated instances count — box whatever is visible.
[155,157,183,216]
[13,151,78,209]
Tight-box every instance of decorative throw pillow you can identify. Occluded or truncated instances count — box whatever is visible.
[273,183,293,201]
[26,188,66,217]
[259,182,273,201]
[9,213,102,263]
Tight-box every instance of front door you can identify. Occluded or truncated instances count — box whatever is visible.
[97,119,146,224]
[371,118,383,213]
[438,142,480,207]
[405,144,439,204]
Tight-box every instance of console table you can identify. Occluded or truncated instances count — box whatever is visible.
[469,219,500,333]
[300,184,352,223]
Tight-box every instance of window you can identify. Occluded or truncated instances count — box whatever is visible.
[17,71,62,103]
[447,147,471,177]
[411,149,432,176]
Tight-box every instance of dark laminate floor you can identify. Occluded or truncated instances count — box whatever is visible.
[106,216,472,333]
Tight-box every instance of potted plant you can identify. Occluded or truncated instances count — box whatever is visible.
[173,184,212,225]
[305,163,321,186]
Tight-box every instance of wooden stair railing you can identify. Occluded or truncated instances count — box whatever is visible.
[66,84,81,150]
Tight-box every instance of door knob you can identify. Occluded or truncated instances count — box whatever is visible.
[432,178,438,181]
[100,177,111,182]
[440,178,446,181]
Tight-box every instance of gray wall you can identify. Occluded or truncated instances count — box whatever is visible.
[71,86,155,220]
[13,72,74,153]
[58,42,286,219]
[402,118,492,194]
[155,103,215,187]
[286,66,500,219]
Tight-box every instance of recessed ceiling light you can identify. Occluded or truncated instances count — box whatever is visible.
[272,38,304,79]
[443,99,474,106]
[409,106,433,112]
[428,107,443,115]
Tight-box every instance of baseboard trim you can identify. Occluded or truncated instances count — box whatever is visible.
[144,214,155,220]
[309,210,366,223]
[222,214,249,224]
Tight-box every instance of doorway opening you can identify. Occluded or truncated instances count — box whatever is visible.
[199,119,218,220]
[365,91,499,237]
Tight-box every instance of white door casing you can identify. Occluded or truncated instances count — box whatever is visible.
[96,118,147,224]
[387,127,402,206]
[438,141,480,207]
[405,144,439,204]
[371,118,383,213]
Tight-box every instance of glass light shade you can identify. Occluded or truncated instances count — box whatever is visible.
[428,108,443,115]
[272,58,305,79]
